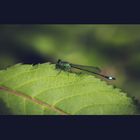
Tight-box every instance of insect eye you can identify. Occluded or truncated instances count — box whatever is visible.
[58,59,61,63]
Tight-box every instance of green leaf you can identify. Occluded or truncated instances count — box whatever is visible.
[0,63,139,115]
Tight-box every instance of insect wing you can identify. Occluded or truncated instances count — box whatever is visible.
[70,63,101,73]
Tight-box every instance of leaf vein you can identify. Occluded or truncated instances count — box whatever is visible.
[0,86,69,115]
[73,103,128,114]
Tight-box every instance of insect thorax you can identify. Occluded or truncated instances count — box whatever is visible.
[56,59,71,71]
[62,63,71,71]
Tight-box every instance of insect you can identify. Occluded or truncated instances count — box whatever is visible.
[56,59,116,80]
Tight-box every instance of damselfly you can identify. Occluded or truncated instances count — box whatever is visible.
[56,59,116,80]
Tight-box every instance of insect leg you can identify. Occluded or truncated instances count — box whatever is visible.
[56,69,62,76]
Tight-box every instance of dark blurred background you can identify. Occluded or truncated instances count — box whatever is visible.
[0,24,140,101]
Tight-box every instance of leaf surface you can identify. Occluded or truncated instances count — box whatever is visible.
[0,63,139,115]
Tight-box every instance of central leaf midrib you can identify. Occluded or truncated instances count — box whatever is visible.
[0,86,68,115]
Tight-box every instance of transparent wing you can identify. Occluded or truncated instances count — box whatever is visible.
[70,63,101,73]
